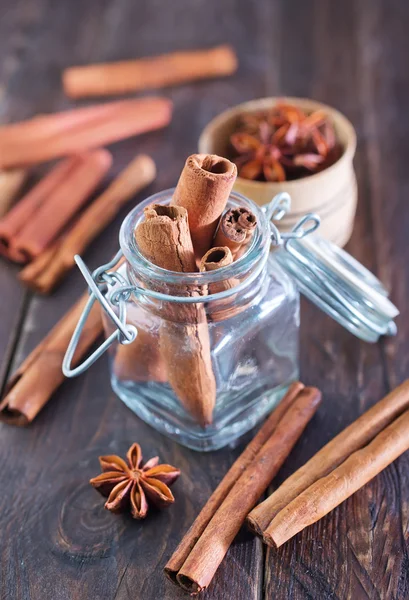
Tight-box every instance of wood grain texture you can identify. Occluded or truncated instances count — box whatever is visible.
[0,0,407,599]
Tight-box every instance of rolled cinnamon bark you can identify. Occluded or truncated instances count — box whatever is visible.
[0,294,103,426]
[265,408,409,548]
[199,247,233,272]
[135,204,216,426]
[214,207,257,257]
[0,169,27,218]
[9,149,112,262]
[0,101,132,143]
[0,157,79,258]
[63,45,238,98]
[199,246,235,295]
[172,154,237,258]
[174,387,322,594]
[247,378,409,536]
[19,154,156,292]
[164,381,305,583]
[0,97,172,169]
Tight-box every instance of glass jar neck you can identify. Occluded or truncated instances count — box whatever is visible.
[119,189,271,303]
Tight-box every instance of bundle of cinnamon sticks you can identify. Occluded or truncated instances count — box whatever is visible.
[0,294,103,426]
[0,92,169,290]
[133,153,257,426]
[165,383,322,593]
[247,378,409,547]
[0,152,157,290]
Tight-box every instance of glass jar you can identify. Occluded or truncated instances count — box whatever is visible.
[64,192,399,451]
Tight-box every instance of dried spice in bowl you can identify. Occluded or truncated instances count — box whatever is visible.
[229,102,343,182]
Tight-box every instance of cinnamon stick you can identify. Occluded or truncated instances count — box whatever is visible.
[172,154,237,258]
[265,408,409,548]
[247,378,409,536]
[214,207,257,257]
[199,246,235,295]
[0,98,172,169]
[164,381,305,583]
[135,204,216,426]
[63,45,238,98]
[199,247,233,272]
[9,149,112,263]
[19,154,156,292]
[0,169,27,218]
[0,101,132,143]
[173,387,322,594]
[0,294,103,426]
[0,157,79,258]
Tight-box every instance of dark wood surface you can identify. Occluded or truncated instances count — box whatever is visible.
[0,1,408,599]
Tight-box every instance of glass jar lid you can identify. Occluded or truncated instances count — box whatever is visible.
[265,194,399,343]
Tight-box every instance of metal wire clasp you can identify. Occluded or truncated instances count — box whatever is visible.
[62,250,137,378]
[263,192,321,246]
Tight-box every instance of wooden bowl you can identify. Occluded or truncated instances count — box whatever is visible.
[198,97,357,247]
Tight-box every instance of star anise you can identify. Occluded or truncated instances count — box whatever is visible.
[90,443,180,519]
[230,102,340,182]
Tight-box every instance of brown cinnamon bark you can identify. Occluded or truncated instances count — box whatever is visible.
[134,204,216,426]
[214,207,257,257]
[199,246,235,295]
[0,157,79,258]
[0,98,172,168]
[199,247,233,271]
[247,378,409,536]
[0,169,27,218]
[0,294,102,426]
[9,149,112,262]
[173,387,322,594]
[19,154,156,292]
[171,154,237,258]
[265,407,409,548]
[164,381,304,583]
[63,45,238,98]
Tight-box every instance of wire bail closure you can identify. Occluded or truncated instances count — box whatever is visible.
[263,192,321,246]
[62,250,137,378]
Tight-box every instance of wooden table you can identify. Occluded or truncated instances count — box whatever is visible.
[1,1,408,598]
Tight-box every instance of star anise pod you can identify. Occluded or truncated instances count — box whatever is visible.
[231,121,286,182]
[90,443,180,519]
[230,102,339,182]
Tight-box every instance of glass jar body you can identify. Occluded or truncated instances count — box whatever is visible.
[102,191,300,451]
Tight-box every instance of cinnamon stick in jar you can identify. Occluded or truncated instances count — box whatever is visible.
[172,154,237,258]
[19,154,156,293]
[247,378,409,536]
[63,45,238,98]
[135,204,216,427]
[214,207,257,257]
[199,246,235,294]
[265,408,409,548]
